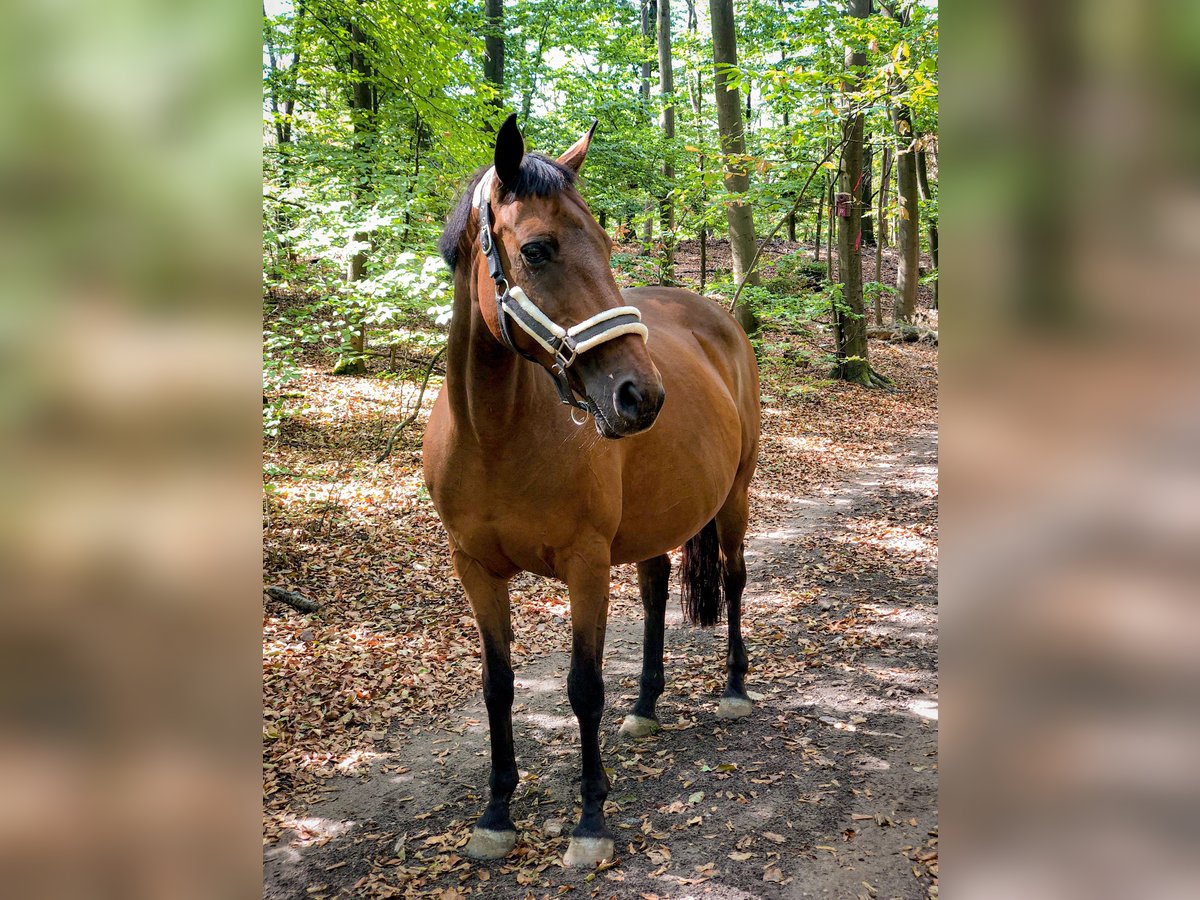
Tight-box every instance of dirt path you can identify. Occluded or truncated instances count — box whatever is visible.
[265,428,937,900]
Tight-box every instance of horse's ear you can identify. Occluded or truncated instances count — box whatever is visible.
[494,113,525,187]
[557,120,598,175]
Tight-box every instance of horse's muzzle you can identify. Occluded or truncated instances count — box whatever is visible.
[598,376,665,438]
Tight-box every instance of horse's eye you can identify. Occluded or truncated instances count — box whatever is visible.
[521,243,549,266]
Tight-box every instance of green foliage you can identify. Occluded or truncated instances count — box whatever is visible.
[263,328,302,439]
[865,279,898,307]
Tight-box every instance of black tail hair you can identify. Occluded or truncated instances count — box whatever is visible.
[681,519,725,627]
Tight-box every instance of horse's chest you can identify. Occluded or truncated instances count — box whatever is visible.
[425,439,616,576]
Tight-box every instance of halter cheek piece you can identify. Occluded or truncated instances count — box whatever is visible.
[473,168,649,414]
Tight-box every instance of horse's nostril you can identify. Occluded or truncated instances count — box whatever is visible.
[615,379,644,421]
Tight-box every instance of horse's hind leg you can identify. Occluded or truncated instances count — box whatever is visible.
[715,487,753,719]
[619,554,670,738]
[453,549,519,859]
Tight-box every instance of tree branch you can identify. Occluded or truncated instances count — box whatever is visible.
[375,344,447,463]
[728,134,851,314]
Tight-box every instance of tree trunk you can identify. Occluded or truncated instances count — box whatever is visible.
[892,104,919,323]
[878,144,890,248]
[826,175,835,275]
[641,0,658,244]
[916,144,939,310]
[814,170,824,261]
[334,15,374,376]
[657,0,676,281]
[520,18,550,121]
[783,111,797,241]
[860,142,874,245]
[833,0,887,387]
[484,0,505,101]
[708,0,759,334]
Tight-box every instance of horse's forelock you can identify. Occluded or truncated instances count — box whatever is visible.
[439,155,576,272]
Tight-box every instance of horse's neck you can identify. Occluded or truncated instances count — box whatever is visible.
[445,261,538,446]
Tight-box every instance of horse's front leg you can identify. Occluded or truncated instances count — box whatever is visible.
[454,549,519,859]
[562,552,615,867]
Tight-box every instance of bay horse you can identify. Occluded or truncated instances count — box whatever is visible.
[422,114,760,867]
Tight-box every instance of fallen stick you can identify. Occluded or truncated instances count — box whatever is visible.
[265,586,321,613]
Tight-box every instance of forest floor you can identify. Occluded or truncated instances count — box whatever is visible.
[263,241,938,899]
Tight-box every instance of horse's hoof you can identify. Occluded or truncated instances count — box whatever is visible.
[618,714,661,738]
[717,696,753,719]
[563,835,615,867]
[465,827,517,859]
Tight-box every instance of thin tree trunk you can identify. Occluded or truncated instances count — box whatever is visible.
[814,160,825,261]
[520,19,550,121]
[833,0,887,387]
[826,175,834,275]
[916,144,939,310]
[688,1,706,292]
[641,0,658,244]
[784,113,796,241]
[334,14,374,376]
[709,0,759,334]
[657,0,676,281]
[892,103,919,323]
[878,145,888,250]
[861,142,874,245]
[875,142,886,302]
[484,0,505,104]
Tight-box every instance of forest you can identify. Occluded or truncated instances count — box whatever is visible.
[264,1,938,897]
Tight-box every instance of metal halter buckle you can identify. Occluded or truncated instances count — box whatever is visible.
[554,336,578,373]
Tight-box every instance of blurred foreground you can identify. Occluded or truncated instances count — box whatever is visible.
[943,1,1200,897]
[0,0,1196,896]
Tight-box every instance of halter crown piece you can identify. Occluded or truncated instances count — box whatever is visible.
[473,168,649,413]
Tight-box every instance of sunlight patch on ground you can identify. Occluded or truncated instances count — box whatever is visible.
[833,515,938,564]
[910,697,939,721]
[269,470,426,510]
[279,815,356,847]
[336,748,387,772]
[774,432,837,454]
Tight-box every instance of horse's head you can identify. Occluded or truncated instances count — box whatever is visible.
[473,115,666,439]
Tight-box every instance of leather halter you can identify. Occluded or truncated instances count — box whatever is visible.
[473,168,649,413]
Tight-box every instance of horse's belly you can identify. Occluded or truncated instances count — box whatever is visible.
[610,422,740,564]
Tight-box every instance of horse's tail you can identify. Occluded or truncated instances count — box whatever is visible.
[681,519,725,627]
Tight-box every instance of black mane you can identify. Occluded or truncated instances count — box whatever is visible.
[438,153,576,271]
